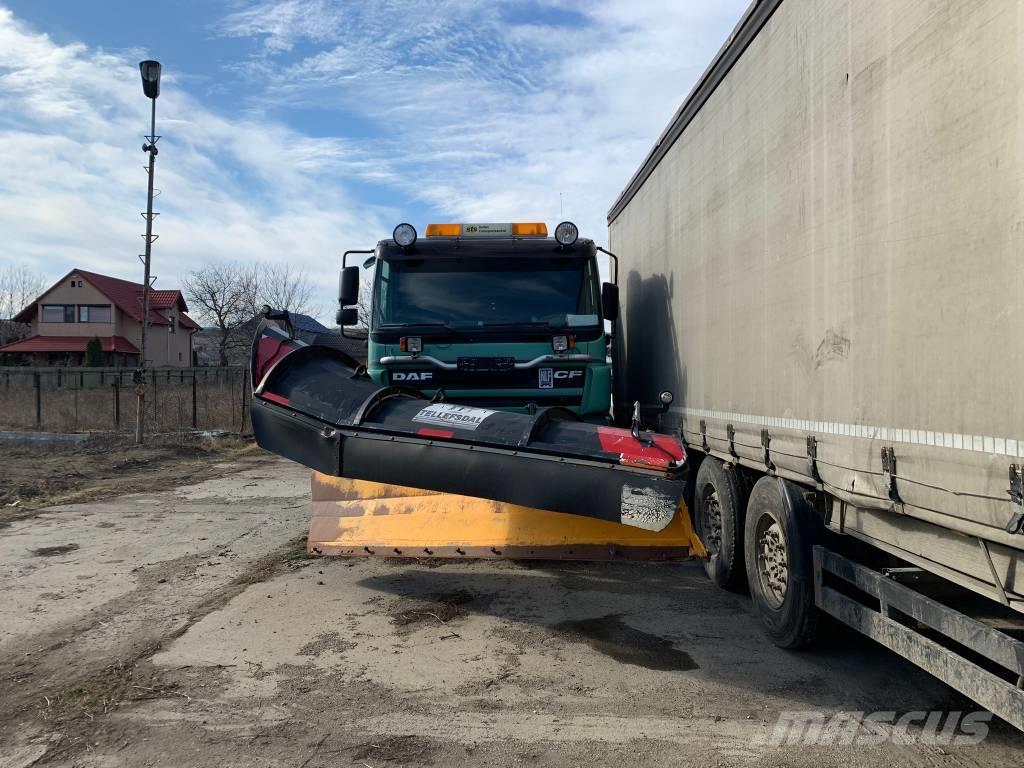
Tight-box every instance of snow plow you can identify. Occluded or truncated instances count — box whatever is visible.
[251,322,689,532]
[308,475,704,560]
[251,221,701,560]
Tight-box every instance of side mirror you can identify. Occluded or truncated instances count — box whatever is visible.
[339,266,359,307]
[601,282,619,322]
[336,307,358,326]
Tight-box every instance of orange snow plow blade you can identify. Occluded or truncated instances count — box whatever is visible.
[308,473,707,561]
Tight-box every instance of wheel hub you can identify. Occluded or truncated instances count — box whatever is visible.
[701,490,723,553]
[756,517,788,608]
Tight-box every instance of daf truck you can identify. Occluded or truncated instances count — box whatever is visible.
[337,221,618,421]
[609,0,1024,730]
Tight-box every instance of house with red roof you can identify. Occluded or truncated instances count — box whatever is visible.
[0,269,199,367]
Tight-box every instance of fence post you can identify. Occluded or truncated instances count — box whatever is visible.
[113,379,121,431]
[191,372,198,429]
[239,369,246,433]
[34,372,41,430]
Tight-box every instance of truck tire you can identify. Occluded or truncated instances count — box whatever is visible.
[743,476,820,649]
[693,457,747,590]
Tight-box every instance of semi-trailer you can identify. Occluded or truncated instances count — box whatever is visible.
[608,0,1024,729]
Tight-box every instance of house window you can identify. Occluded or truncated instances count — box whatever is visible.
[42,305,76,323]
[79,305,112,323]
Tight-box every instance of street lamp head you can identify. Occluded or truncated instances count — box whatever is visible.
[139,60,162,99]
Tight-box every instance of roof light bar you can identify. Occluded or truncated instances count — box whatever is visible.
[424,222,549,238]
[510,222,547,236]
[425,223,462,237]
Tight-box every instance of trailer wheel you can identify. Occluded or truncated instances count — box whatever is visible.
[693,457,747,590]
[744,476,820,649]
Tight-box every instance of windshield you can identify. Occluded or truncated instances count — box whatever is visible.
[374,257,600,329]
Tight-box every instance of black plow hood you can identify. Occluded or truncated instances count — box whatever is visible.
[250,322,688,531]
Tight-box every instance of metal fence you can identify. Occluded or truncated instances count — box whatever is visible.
[0,367,251,434]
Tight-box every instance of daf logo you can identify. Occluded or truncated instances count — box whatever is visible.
[554,370,583,380]
[393,371,433,382]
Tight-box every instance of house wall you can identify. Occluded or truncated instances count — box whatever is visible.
[117,308,193,367]
[154,310,194,367]
[32,275,116,339]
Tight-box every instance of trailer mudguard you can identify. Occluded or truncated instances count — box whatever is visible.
[250,322,688,531]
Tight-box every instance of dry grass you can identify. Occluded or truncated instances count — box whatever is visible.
[388,591,474,627]
[352,735,438,765]
[42,659,187,725]
[0,432,261,516]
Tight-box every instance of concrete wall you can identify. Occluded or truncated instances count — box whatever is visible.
[610,0,1024,561]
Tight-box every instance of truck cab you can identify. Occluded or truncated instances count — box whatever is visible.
[338,222,618,421]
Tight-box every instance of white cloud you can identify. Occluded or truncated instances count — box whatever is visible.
[219,0,750,245]
[0,7,394,319]
[0,1,750,322]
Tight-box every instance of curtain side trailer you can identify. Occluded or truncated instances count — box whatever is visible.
[608,0,1024,729]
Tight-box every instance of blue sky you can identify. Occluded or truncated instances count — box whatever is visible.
[0,0,748,320]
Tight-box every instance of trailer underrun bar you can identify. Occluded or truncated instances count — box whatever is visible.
[249,322,688,531]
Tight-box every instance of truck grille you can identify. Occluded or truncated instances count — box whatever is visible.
[387,366,586,391]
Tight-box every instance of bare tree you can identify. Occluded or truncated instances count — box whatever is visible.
[183,263,258,366]
[354,273,373,330]
[255,263,318,319]
[0,264,46,345]
[185,261,328,365]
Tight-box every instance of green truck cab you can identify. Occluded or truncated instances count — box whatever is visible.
[337,221,619,422]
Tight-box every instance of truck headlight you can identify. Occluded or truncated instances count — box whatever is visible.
[393,223,417,248]
[401,336,422,354]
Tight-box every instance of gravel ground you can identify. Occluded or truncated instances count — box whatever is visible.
[1,455,1022,767]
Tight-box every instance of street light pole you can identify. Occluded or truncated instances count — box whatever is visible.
[135,59,162,444]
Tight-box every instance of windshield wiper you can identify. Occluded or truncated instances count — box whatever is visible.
[379,322,447,328]
[480,321,557,329]
[379,322,471,341]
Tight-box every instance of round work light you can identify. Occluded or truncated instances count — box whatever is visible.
[554,221,579,246]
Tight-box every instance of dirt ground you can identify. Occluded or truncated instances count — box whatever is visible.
[1,452,1023,767]
[0,434,260,515]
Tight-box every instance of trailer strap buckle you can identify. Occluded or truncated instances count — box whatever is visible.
[806,435,821,482]
[1007,465,1024,535]
[881,446,901,504]
[726,423,738,459]
[761,428,774,470]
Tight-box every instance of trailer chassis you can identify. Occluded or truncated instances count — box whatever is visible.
[814,545,1024,730]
